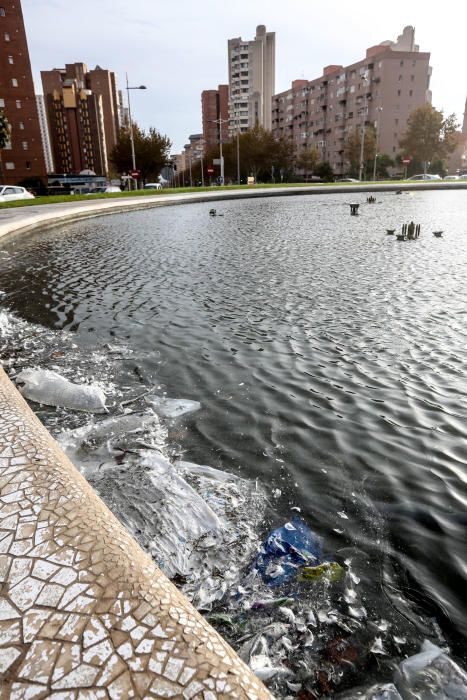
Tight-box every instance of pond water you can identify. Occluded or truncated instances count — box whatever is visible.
[1,190,467,696]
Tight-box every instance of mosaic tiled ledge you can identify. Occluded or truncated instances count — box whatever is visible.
[0,367,271,699]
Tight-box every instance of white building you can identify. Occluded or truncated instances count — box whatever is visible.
[227,24,275,136]
[35,94,54,173]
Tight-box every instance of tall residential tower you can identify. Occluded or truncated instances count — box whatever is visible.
[227,25,275,136]
[0,1,46,184]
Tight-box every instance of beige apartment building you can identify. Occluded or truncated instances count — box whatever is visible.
[228,24,275,136]
[272,26,432,177]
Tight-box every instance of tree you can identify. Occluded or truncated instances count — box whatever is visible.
[314,160,334,182]
[110,124,171,183]
[374,153,394,179]
[0,110,11,185]
[296,146,320,181]
[344,126,376,178]
[0,111,9,149]
[399,105,458,174]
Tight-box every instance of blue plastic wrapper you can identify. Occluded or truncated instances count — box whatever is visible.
[254,516,324,586]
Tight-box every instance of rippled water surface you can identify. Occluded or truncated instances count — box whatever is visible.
[2,190,467,693]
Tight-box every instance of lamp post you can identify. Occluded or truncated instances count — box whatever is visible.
[209,117,230,184]
[358,73,369,182]
[372,107,383,181]
[125,73,147,189]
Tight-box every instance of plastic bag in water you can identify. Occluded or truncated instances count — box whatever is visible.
[145,395,201,418]
[16,368,107,413]
[395,640,467,699]
[254,516,323,586]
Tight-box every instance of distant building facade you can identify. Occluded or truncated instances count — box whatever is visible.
[41,63,120,176]
[36,95,54,173]
[0,0,46,184]
[202,85,229,151]
[272,26,432,177]
[228,24,275,135]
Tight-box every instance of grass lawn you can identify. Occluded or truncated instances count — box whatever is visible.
[0,180,432,210]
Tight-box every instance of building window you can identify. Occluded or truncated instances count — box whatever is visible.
[397,89,401,96]
[22,141,28,150]
[7,54,13,64]
[4,32,9,40]
[0,98,4,108]
[18,121,24,129]
[26,161,31,170]
[0,8,5,17]
[409,89,413,97]
[398,75,402,81]
[400,60,404,67]
[5,162,15,170]
[16,99,21,108]
[11,78,18,87]
[395,118,399,125]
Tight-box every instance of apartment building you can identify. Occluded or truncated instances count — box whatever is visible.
[272,26,431,177]
[201,85,229,151]
[36,94,54,173]
[0,1,46,184]
[228,24,275,136]
[41,63,120,175]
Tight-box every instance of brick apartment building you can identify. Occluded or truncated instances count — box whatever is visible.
[41,63,120,176]
[272,26,432,177]
[201,85,229,151]
[0,1,46,185]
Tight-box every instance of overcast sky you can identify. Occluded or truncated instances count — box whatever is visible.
[22,0,467,153]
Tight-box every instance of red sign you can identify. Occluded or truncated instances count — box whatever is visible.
[207,167,214,174]
[402,157,411,165]
[130,170,140,178]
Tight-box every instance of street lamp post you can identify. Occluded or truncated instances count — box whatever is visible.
[358,74,369,182]
[209,118,230,184]
[125,73,147,189]
[373,107,383,181]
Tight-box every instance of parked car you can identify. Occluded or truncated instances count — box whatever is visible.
[0,185,35,202]
[336,177,360,183]
[443,175,459,180]
[459,174,467,180]
[104,186,121,193]
[143,183,162,190]
[407,174,441,181]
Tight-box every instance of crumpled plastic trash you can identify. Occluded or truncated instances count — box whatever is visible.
[0,310,10,338]
[16,368,107,413]
[254,515,323,586]
[298,561,345,583]
[395,639,467,699]
[145,395,201,418]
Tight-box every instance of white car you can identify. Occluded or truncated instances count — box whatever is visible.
[407,174,441,181]
[143,183,162,190]
[444,175,459,180]
[0,185,35,202]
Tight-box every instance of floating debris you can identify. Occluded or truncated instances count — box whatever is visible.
[16,367,108,413]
